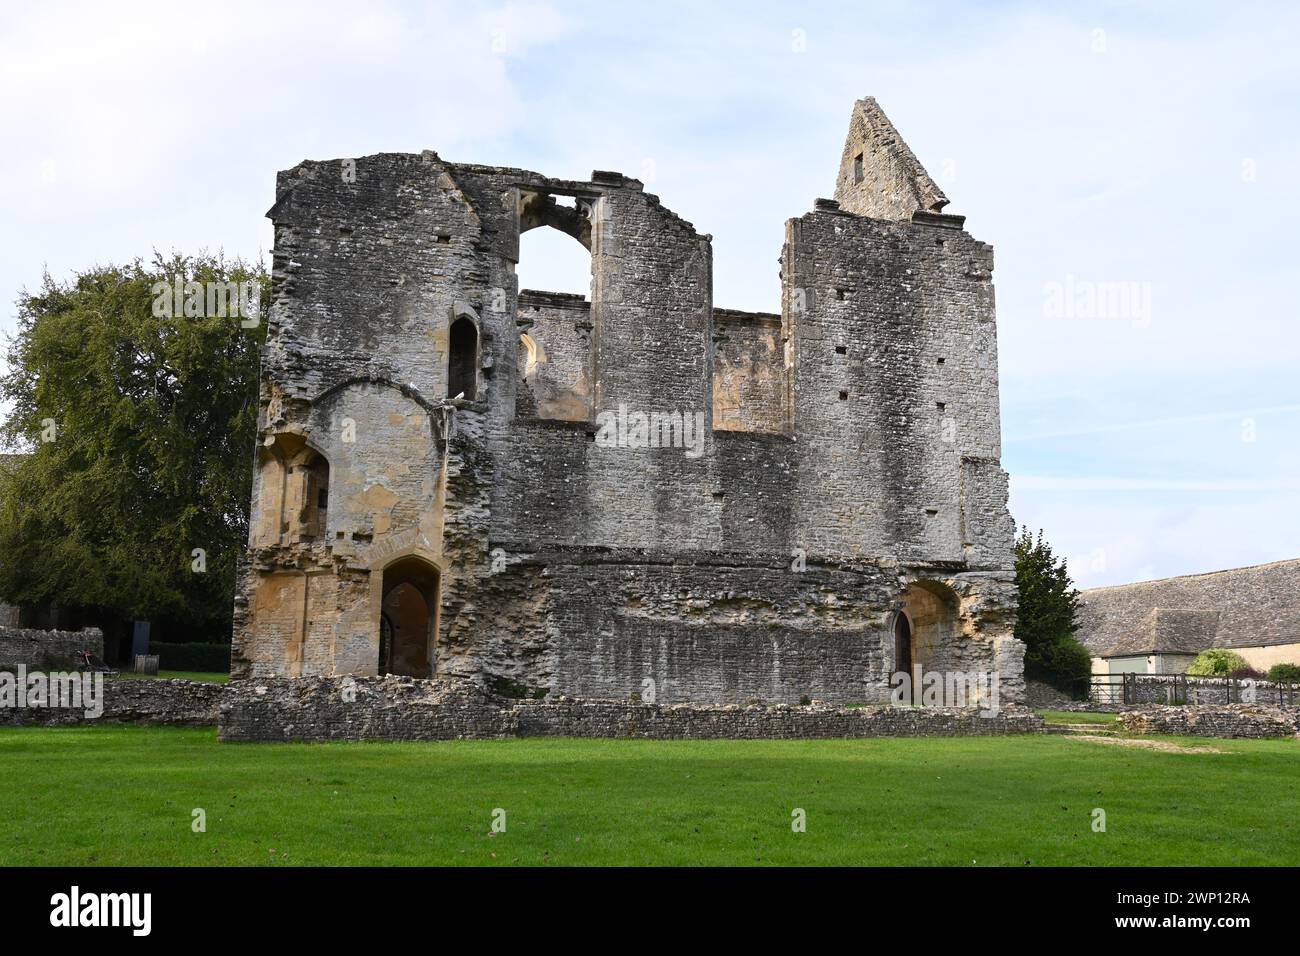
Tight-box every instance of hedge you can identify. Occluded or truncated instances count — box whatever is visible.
[150,642,231,673]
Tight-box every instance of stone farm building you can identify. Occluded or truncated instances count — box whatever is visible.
[1078,558,1300,676]
[232,97,1024,705]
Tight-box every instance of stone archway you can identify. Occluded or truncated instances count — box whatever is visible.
[378,556,440,677]
[899,580,960,688]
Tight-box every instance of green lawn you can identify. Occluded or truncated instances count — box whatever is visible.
[1,726,1296,866]
[1037,710,1119,725]
[108,671,229,684]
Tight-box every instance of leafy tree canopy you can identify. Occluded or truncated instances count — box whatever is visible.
[1266,662,1300,683]
[0,253,266,640]
[1013,526,1091,693]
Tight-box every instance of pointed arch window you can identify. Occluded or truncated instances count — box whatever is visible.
[448,317,478,400]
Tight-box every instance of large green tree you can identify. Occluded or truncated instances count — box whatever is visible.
[0,254,266,646]
[1013,526,1091,694]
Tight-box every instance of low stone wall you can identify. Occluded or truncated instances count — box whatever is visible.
[0,676,223,727]
[218,676,1044,743]
[0,625,103,670]
[1118,704,1300,739]
[1051,700,1123,713]
[1024,680,1087,709]
[1124,675,1300,706]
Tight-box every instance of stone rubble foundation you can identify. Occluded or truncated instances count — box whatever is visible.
[1119,704,1300,739]
[9,675,1298,742]
[217,676,1043,743]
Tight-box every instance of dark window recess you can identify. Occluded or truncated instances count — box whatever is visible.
[839,390,849,401]
[835,345,847,355]
[853,153,864,184]
[448,317,478,400]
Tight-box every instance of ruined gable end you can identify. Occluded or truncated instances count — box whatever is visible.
[833,96,949,220]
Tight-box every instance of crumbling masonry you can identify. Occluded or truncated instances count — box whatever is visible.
[231,97,1024,705]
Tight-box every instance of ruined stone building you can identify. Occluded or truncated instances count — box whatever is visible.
[231,97,1024,705]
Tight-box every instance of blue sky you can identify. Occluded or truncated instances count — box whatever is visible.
[1,0,1296,588]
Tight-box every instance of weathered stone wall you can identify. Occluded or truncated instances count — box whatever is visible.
[1119,704,1300,739]
[0,626,103,670]
[524,554,900,704]
[517,290,592,421]
[233,99,1021,707]
[781,205,1008,569]
[1122,674,1300,706]
[217,676,1042,743]
[712,308,787,434]
[0,677,222,726]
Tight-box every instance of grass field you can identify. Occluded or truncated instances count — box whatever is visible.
[2,725,1297,866]
[108,672,229,684]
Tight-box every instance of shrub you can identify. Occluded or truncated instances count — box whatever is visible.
[1266,662,1300,683]
[1186,648,1248,677]
[150,641,230,673]
[1228,666,1264,680]
[1025,635,1093,697]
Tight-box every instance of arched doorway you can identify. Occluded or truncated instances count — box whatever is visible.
[898,580,960,703]
[378,557,440,677]
[893,612,914,681]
